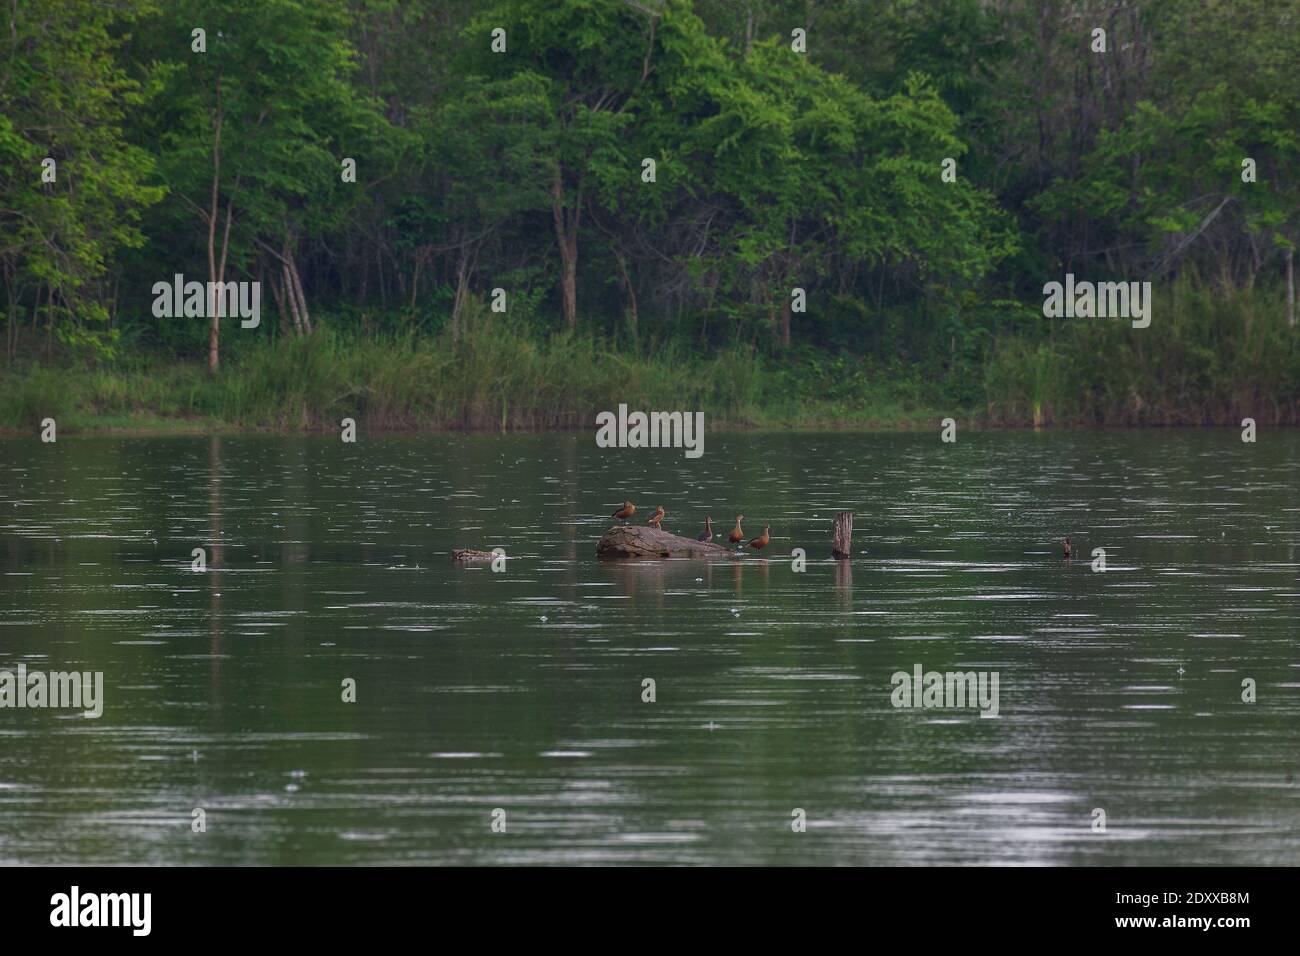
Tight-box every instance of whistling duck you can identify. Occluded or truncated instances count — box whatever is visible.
[748,524,770,553]
[1062,537,1073,558]
[646,505,665,528]
[697,516,713,543]
[727,515,745,547]
[611,501,635,524]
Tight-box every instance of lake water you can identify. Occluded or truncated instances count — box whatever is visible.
[0,430,1296,865]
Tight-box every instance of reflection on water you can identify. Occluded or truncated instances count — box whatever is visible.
[0,430,1297,864]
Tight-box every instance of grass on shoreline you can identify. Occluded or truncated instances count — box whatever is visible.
[2,282,1296,436]
[0,322,954,436]
[983,282,1300,426]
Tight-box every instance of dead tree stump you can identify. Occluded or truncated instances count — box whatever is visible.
[596,525,733,558]
[832,512,853,559]
[451,548,499,562]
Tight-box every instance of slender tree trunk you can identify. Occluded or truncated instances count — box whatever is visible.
[44,283,54,357]
[207,87,224,374]
[209,195,235,355]
[106,272,119,330]
[765,269,782,343]
[411,247,429,313]
[551,172,580,330]
[253,259,263,329]
[282,262,303,334]
[780,226,796,348]
[780,293,791,348]
[288,253,312,333]
[613,247,637,340]
[559,239,577,330]
[1288,246,1296,328]
[3,261,14,365]
[268,269,290,335]
[356,242,369,307]
[451,243,471,342]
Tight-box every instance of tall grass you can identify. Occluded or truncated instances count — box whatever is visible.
[984,280,1300,426]
[3,282,1294,433]
[0,317,772,432]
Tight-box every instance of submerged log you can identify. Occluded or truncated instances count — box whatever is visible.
[596,524,733,559]
[832,511,853,559]
[451,548,500,562]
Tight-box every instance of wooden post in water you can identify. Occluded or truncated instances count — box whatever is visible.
[832,511,853,559]
[834,556,852,609]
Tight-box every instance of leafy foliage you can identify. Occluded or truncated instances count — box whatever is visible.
[0,0,1295,424]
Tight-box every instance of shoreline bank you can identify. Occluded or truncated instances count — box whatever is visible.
[3,415,1294,438]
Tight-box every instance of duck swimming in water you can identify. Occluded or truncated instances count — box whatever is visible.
[611,501,635,524]
[728,515,745,548]
[646,505,665,528]
[748,524,770,553]
[697,516,713,543]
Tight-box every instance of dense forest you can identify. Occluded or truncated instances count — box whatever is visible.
[1,0,1297,431]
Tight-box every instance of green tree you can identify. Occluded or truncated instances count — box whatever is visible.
[0,0,162,362]
[133,0,389,370]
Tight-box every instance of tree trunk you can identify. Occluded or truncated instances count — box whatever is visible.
[780,293,792,348]
[287,252,312,333]
[357,250,368,307]
[282,262,304,334]
[451,548,503,562]
[597,525,733,559]
[207,197,235,369]
[552,172,580,330]
[613,247,638,340]
[451,242,471,342]
[3,261,14,365]
[30,282,41,340]
[44,283,54,357]
[559,236,577,330]
[268,268,290,335]
[411,246,432,313]
[108,272,119,330]
[832,511,853,560]
[1288,246,1296,328]
[207,89,224,374]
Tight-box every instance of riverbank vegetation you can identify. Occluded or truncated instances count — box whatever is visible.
[1,0,1297,433]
